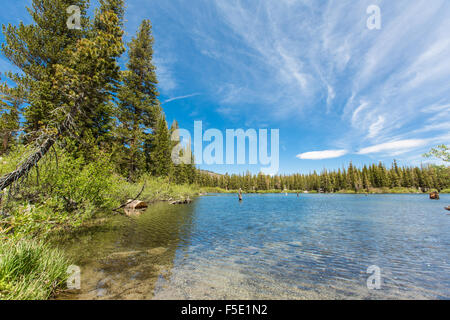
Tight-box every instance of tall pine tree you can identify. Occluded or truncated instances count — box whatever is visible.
[116,19,160,180]
[150,114,172,177]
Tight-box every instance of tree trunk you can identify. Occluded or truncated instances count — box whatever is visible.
[2,133,9,152]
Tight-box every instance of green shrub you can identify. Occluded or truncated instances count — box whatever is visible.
[0,145,122,238]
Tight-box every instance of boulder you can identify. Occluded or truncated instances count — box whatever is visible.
[430,192,440,200]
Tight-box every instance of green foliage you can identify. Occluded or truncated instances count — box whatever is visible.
[424,145,450,162]
[113,173,200,204]
[115,19,160,181]
[0,145,121,238]
[1,0,125,154]
[149,115,172,177]
[1,0,90,137]
[0,238,70,300]
[0,83,22,154]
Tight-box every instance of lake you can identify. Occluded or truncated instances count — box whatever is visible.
[56,193,450,300]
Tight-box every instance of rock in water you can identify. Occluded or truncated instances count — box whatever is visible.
[429,192,440,200]
[124,200,148,216]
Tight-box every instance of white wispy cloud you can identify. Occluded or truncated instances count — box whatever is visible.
[357,139,428,155]
[153,56,177,93]
[297,150,348,160]
[367,116,385,139]
[163,93,200,104]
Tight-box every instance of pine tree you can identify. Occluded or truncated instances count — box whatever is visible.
[390,159,401,187]
[0,83,23,154]
[1,0,89,139]
[150,115,172,177]
[116,19,160,180]
[362,165,371,191]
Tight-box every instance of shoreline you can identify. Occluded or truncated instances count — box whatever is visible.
[200,188,450,195]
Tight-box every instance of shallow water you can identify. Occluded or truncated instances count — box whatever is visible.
[56,194,450,300]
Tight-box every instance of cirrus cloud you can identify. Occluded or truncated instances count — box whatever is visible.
[357,139,428,155]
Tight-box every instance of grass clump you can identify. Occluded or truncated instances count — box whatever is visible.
[0,238,70,300]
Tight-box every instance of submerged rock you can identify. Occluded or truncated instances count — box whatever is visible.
[147,247,168,255]
[108,251,141,259]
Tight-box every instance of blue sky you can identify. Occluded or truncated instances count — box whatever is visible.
[1,0,449,174]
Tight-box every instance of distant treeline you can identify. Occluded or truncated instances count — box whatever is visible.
[195,161,450,193]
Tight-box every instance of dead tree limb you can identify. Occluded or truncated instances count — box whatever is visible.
[112,181,147,213]
[0,109,74,192]
[0,135,56,191]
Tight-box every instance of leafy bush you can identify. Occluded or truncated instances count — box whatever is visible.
[0,145,121,238]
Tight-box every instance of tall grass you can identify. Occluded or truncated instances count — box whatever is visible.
[0,238,70,300]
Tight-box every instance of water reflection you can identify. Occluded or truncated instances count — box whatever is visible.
[55,202,196,299]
